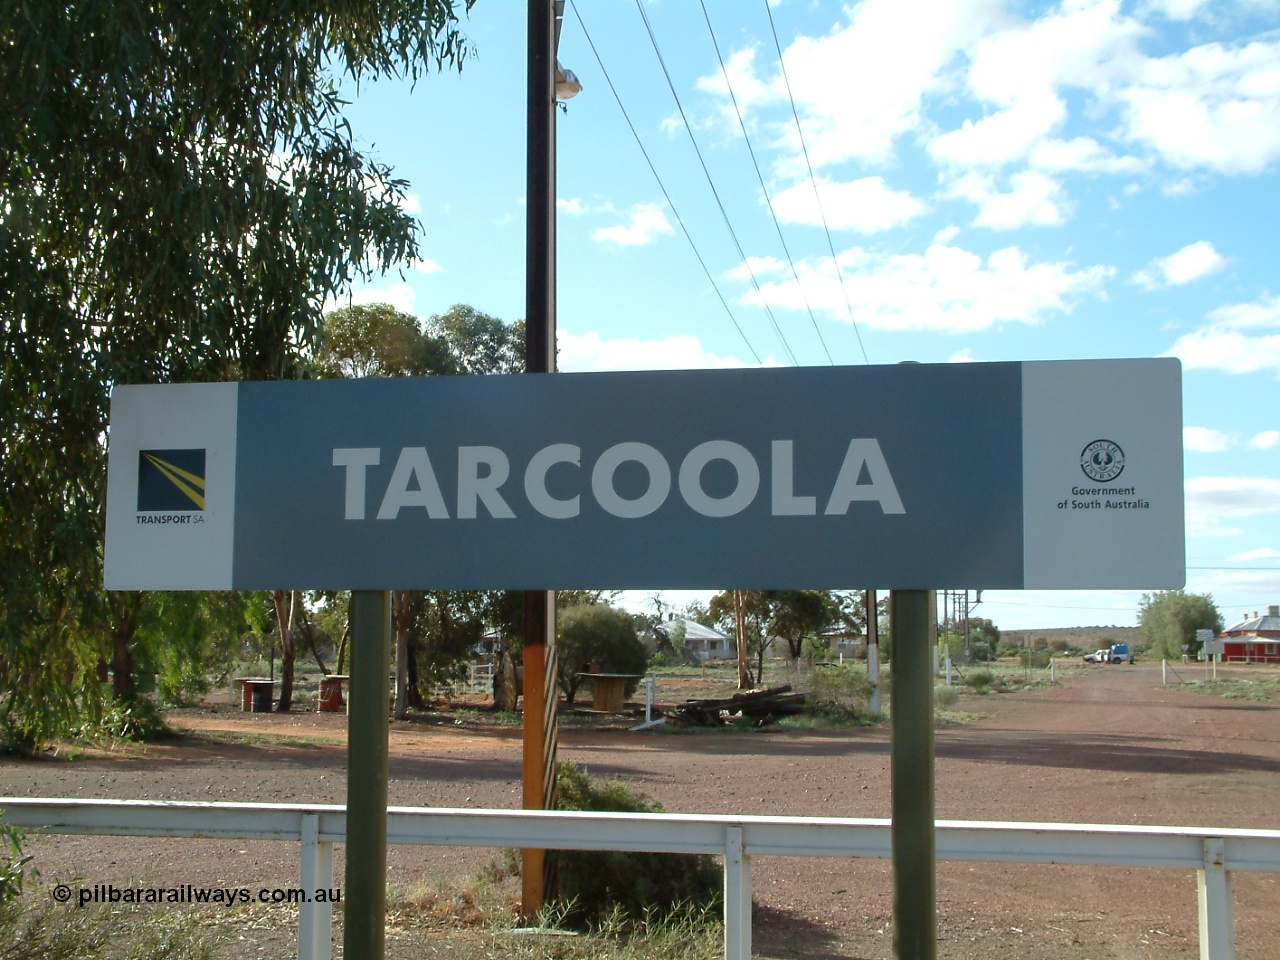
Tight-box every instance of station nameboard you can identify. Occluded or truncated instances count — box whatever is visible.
[104,359,1185,591]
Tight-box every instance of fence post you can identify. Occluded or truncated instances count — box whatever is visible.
[1198,838,1235,960]
[724,826,752,960]
[298,814,334,960]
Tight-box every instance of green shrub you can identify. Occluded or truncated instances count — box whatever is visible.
[78,697,169,743]
[0,879,220,960]
[804,663,879,724]
[965,669,995,692]
[556,606,649,704]
[548,763,721,928]
[0,821,31,905]
[934,684,960,707]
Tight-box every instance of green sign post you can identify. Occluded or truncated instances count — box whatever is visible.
[343,591,391,959]
[891,590,936,959]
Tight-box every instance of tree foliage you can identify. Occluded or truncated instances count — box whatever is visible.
[1139,590,1223,660]
[0,0,471,747]
[556,605,648,704]
[316,303,455,379]
[426,304,525,374]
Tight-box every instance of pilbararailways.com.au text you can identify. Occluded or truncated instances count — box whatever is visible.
[54,883,342,908]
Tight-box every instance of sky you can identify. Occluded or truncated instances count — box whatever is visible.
[334,0,1280,631]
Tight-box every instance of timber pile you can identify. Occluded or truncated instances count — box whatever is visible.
[666,684,806,727]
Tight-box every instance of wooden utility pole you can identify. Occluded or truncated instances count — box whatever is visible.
[521,0,558,921]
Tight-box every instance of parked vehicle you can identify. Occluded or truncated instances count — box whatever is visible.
[1110,643,1135,663]
[1083,643,1135,664]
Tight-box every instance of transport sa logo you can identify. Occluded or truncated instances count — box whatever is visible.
[137,449,206,515]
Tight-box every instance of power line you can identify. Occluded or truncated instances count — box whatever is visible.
[568,1,762,365]
[763,0,870,365]
[699,0,833,365]
[632,0,799,366]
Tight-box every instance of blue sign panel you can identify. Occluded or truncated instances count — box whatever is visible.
[104,359,1184,591]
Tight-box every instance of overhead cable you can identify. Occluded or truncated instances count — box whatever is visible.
[568,1,763,365]
[763,0,870,364]
[699,0,833,365]
[632,0,799,366]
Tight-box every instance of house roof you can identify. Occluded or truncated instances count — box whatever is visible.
[1222,612,1280,636]
[652,618,733,642]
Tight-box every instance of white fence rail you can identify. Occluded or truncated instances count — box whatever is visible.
[3,799,1279,960]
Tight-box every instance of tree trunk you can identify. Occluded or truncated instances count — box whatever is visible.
[405,632,426,709]
[273,590,298,712]
[393,590,411,719]
[109,592,142,701]
[295,605,329,676]
[734,590,752,689]
[335,619,351,675]
[493,650,519,712]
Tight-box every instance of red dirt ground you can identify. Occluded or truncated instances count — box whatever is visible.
[2,662,1278,958]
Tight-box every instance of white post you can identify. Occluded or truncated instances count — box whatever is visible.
[1198,838,1235,960]
[945,652,952,686]
[645,674,655,725]
[298,814,334,960]
[724,826,752,960]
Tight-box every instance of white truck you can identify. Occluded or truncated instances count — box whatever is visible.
[1083,643,1134,664]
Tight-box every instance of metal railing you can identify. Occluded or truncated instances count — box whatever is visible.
[3,798,1278,960]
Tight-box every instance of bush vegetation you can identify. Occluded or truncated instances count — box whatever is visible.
[806,663,879,723]
[547,763,721,928]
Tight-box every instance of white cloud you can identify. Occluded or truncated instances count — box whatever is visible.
[922,1,1280,179]
[934,225,961,244]
[1118,39,1280,173]
[1029,137,1147,174]
[943,170,1069,229]
[1144,0,1212,20]
[929,93,1067,168]
[558,198,587,215]
[1185,474,1280,537]
[412,258,443,275]
[1164,294,1280,377]
[772,176,926,233]
[590,203,674,247]
[928,0,1146,172]
[1133,240,1227,288]
[715,0,1001,171]
[398,193,422,215]
[1250,430,1280,450]
[738,240,1112,334]
[1184,426,1233,452]
[1229,546,1280,561]
[329,283,417,316]
[1185,476,1280,539]
[1163,177,1197,196]
[949,348,979,362]
[558,330,768,372]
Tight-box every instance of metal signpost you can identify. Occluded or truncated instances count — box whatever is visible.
[105,358,1185,960]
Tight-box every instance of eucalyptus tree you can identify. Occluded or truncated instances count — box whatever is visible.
[1139,590,1223,660]
[0,0,472,746]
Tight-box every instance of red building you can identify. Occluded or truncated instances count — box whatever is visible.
[1220,605,1280,664]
